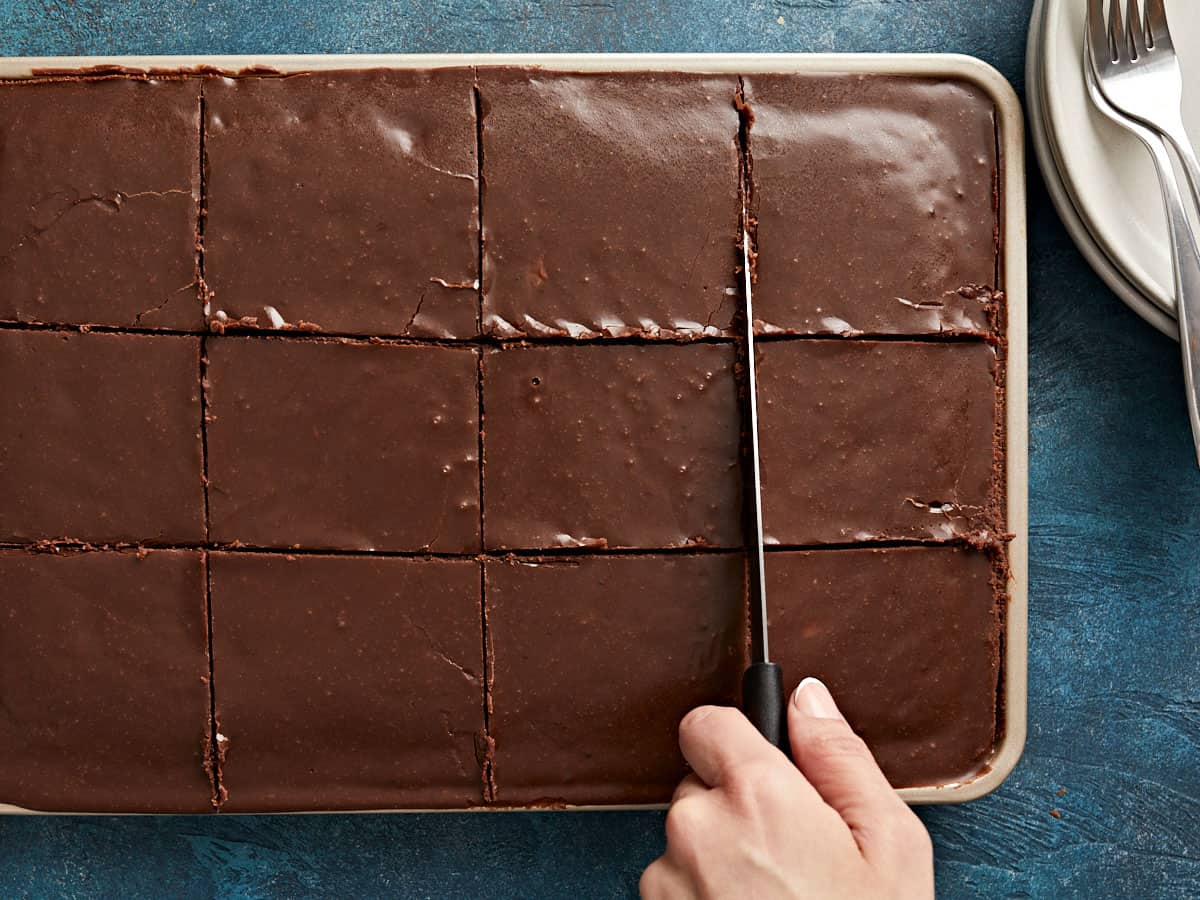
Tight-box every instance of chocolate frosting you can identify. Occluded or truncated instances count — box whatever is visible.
[0,330,205,544]
[486,554,747,805]
[0,68,1009,812]
[206,337,480,552]
[744,75,998,336]
[482,343,742,550]
[0,77,201,330]
[767,546,1001,787]
[479,70,741,339]
[0,549,213,812]
[210,553,485,811]
[757,340,999,544]
[205,70,479,338]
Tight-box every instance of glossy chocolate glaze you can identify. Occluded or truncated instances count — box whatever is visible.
[744,75,999,336]
[0,67,1011,812]
[205,337,480,552]
[486,554,747,805]
[0,549,213,812]
[482,343,742,550]
[0,77,201,330]
[757,340,999,544]
[210,553,485,811]
[205,70,479,337]
[479,70,741,339]
[0,330,205,543]
[767,546,1001,787]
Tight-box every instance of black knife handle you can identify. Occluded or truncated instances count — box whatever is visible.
[742,661,787,751]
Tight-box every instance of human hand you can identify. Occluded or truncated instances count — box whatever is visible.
[640,678,933,900]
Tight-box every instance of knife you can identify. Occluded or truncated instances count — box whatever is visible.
[739,226,787,751]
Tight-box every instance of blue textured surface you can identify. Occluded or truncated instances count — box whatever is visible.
[1,2,1198,898]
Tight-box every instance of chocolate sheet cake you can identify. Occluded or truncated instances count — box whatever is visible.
[0,549,213,812]
[0,330,205,544]
[0,66,1008,812]
[204,69,479,338]
[482,343,743,550]
[0,77,201,330]
[766,547,1002,788]
[205,337,480,553]
[742,74,1000,336]
[755,340,1000,545]
[209,553,485,811]
[478,70,742,339]
[486,554,747,805]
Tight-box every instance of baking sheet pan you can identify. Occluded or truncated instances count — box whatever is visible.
[0,52,1028,811]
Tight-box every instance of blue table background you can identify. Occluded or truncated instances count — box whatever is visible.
[1,2,1197,897]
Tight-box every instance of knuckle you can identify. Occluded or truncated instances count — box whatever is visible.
[671,774,701,804]
[664,798,706,848]
[726,759,792,808]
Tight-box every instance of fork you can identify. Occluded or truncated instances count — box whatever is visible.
[1088,0,1200,212]
[1087,0,1200,466]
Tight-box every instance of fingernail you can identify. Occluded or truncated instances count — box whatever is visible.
[793,677,840,719]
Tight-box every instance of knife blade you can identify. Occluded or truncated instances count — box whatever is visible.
[739,226,787,751]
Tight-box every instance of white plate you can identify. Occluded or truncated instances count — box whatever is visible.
[1027,0,1179,337]
[1042,0,1200,318]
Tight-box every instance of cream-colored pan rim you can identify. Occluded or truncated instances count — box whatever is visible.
[0,52,1027,813]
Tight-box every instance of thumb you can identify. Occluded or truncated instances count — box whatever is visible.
[787,677,909,851]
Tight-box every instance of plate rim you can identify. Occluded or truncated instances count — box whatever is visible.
[1040,0,1188,314]
[1028,0,1179,338]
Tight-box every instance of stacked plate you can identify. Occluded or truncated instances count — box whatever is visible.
[1028,0,1200,338]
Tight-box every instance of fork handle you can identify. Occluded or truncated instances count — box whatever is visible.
[1144,126,1200,467]
[1159,114,1200,230]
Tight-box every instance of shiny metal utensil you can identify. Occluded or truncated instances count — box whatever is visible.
[1086,7,1200,466]
[739,227,786,750]
[1088,0,1200,216]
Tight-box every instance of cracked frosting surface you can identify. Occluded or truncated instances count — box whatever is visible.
[744,74,999,336]
[209,553,485,811]
[479,70,741,339]
[0,77,201,330]
[756,340,999,544]
[205,337,480,552]
[204,69,479,337]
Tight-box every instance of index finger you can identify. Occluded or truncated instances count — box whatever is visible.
[677,705,784,787]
